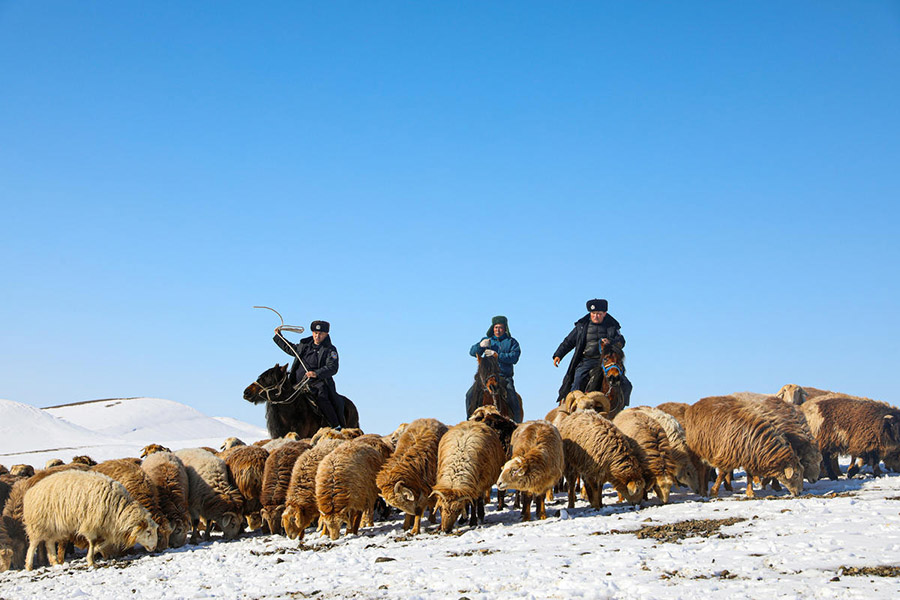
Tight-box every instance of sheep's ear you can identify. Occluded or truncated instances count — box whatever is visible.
[393,481,404,496]
[399,485,416,503]
[784,466,795,479]
[221,514,233,529]
[626,481,640,497]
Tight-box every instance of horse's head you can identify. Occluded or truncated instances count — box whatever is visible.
[476,353,504,397]
[600,340,625,385]
[243,363,289,404]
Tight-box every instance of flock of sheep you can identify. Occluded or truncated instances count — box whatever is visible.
[1,383,898,573]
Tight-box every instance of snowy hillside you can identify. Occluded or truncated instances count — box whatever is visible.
[0,397,268,465]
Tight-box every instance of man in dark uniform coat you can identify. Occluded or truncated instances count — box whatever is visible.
[273,319,345,429]
[553,298,632,405]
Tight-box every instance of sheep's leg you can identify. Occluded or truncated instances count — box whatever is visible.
[203,518,213,541]
[361,507,374,528]
[536,493,547,520]
[744,472,756,498]
[520,493,532,522]
[411,509,423,535]
[403,514,414,531]
[56,540,67,566]
[513,491,521,510]
[86,539,96,568]
[711,470,726,497]
[350,511,362,535]
[723,470,734,492]
[45,541,58,566]
[566,477,577,509]
[847,456,862,479]
[497,488,505,510]
[822,453,840,480]
[545,488,554,504]
[25,541,38,571]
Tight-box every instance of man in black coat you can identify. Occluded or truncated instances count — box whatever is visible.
[553,298,632,404]
[273,319,345,429]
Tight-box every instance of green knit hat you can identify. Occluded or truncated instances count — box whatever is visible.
[486,315,509,337]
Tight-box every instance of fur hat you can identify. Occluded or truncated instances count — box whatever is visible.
[486,315,509,337]
[310,320,330,333]
[586,299,608,312]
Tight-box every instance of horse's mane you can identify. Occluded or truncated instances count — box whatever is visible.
[601,342,625,365]
[475,353,501,381]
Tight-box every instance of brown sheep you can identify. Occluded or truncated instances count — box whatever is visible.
[656,401,715,493]
[93,459,172,553]
[140,444,173,458]
[0,465,7,475]
[70,455,98,467]
[749,396,822,484]
[431,420,505,533]
[800,395,900,480]
[260,441,311,535]
[282,439,346,540]
[497,420,565,521]
[220,437,246,452]
[685,396,804,498]
[175,448,245,542]
[1,463,90,571]
[311,427,364,446]
[376,418,448,534]
[545,391,611,424]
[315,439,387,539]
[469,406,518,509]
[557,411,645,509]
[613,409,679,503]
[44,459,64,469]
[221,445,269,530]
[631,406,701,494]
[141,451,192,548]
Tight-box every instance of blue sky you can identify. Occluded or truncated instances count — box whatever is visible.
[2,2,899,436]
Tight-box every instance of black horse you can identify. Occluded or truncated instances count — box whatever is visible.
[243,363,360,438]
[585,341,629,419]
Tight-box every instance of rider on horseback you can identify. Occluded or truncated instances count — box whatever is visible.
[553,299,633,405]
[467,315,523,422]
[273,320,346,430]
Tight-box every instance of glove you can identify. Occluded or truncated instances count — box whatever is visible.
[479,339,491,348]
[483,349,497,357]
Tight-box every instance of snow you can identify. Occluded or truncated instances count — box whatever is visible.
[3,399,900,599]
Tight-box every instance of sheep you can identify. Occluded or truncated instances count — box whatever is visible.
[9,465,34,478]
[141,451,192,548]
[92,459,172,553]
[556,411,645,509]
[311,427,364,446]
[70,455,97,467]
[0,479,10,515]
[140,444,172,457]
[800,395,900,480]
[386,422,410,448]
[281,439,346,540]
[747,396,822,484]
[260,441,311,535]
[23,469,158,570]
[1,463,91,571]
[43,459,64,469]
[497,420,565,521]
[613,409,680,503]
[631,406,701,494]
[315,438,388,540]
[376,418,448,534]
[469,406,519,509]
[545,391,611,425]
[175,448,244,542]
[220,445,269,531]
[685,396,804,498]
[0,465,7,475]
[431,420,505,533]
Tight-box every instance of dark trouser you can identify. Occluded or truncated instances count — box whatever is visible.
[571,358,600,393]
[310,381,344,429]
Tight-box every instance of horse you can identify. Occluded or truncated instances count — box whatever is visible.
[585,341,628,419]
[467,353,522,422]
[243,363,360,439]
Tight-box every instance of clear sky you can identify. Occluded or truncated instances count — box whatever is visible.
[2,2,899,436]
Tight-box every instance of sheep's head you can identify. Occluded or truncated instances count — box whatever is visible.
[140,444,172,458]
[129,517,159,552]
[282,506,301,540]
[618,478,645,505]
[321,514,344,540]
[154,518,171,552]
[497,457,526,490]
[260,506,283,536]
[168,515,190,548]
[802,447,823,483]
[884,413,900,444]
[219,512,244,540]
[386,481,419,514]
[677,461,702,494]
[779,461,805,496]
[430,490,468,533]
[220,437,245,451]
[0,547,12,572]
[246,511,263,532]
[777,384,808,406]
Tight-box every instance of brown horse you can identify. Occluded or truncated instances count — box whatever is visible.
[243,363,360,439]
[468,354,521,422]
[585,341,628,420]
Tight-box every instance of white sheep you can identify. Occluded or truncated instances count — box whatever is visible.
[23,470,158,570]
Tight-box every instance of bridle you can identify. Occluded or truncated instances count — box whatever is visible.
[254,369,309,406]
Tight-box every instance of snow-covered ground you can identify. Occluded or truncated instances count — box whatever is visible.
[2,398,900,599]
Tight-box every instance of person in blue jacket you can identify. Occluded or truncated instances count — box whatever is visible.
[466,315,523,422]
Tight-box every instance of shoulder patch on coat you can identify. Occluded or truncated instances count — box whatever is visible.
[330,350,338,360]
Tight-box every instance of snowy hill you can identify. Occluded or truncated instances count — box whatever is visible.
[0,397,267,466]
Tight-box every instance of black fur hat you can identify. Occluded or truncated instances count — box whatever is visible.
[586,299,608,312]
[310,320,330,333]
